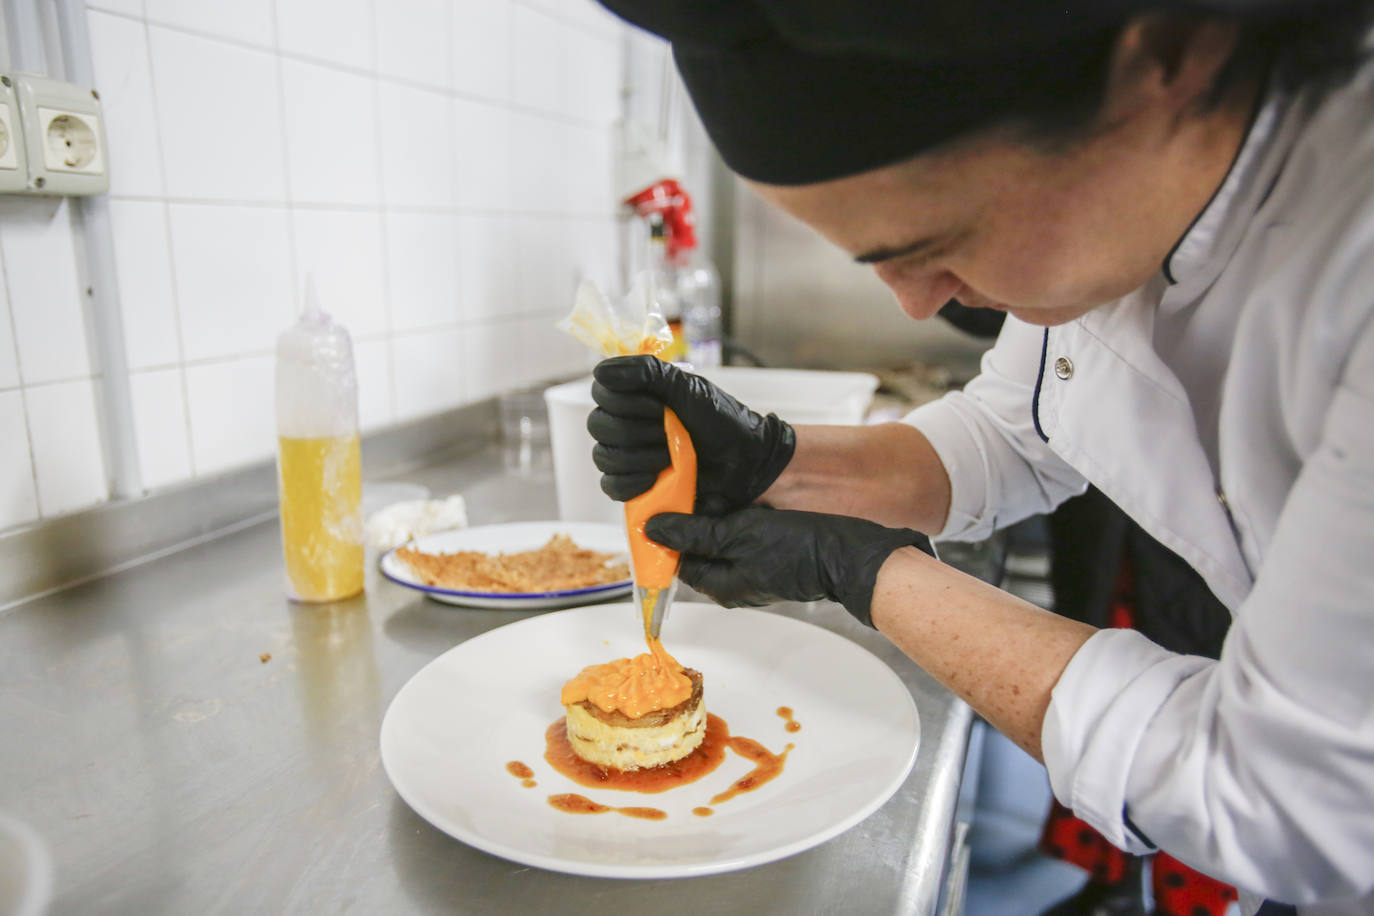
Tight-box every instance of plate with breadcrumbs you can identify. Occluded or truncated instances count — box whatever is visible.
[380,521,632,609]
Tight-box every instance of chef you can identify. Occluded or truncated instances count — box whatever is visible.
[585,2,1374,914]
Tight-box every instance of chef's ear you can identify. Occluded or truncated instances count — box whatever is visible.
[1104,14,1242,120]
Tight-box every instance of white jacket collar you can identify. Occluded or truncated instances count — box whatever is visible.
[1160,84,1297,298]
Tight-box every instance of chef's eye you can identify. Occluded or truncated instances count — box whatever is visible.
[886,245,945,275]
[906,236,962,268]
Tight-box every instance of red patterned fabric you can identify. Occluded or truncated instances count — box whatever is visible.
[1151,851,1239,916]
[1039,802,1238,915]
[1040,798,1130,884]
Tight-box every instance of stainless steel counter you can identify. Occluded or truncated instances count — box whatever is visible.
[0,445,974,915]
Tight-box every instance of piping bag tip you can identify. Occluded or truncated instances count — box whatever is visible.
[634,580,678,641]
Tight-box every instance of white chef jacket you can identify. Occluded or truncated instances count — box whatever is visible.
[903,52,1374,916]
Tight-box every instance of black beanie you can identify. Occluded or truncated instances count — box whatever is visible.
[598,0,1337,185]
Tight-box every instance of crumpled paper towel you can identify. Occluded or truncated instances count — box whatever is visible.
[365,495,468,552]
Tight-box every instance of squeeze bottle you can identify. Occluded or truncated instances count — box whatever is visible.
[275,279,364,602]
[679,254,722,368]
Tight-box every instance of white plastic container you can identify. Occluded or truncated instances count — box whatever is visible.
[697,367,879,425]
[544,366,879,524]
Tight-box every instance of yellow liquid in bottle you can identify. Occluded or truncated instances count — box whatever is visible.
[278,434,364,602]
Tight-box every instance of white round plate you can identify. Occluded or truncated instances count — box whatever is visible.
[0,813,53,916]
[379,601,920,878]
[380,521,631,609]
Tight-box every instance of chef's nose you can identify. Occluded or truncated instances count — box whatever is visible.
[872,263,964,321]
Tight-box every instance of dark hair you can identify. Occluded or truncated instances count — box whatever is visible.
[1213,1,1372,97]
[1006,1,1373,149]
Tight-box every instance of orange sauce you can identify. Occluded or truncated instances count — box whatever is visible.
[559,649,692,719]
[558,370,698,721]
[549,346,801,824]
[633,338,666,356]
[547,793,667,820]
[624,408,696,591]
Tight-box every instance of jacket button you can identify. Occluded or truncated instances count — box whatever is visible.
[1054,356,1074,380]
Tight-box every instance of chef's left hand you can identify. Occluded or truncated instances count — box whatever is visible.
[645,507,934,627]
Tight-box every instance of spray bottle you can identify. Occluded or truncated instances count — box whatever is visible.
[625,178,722,367]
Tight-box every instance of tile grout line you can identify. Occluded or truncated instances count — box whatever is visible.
[269,0,302,325]
[0,220,42,524]
[103,193,618,223]
[89,6,617,128]
[140,8,198,483]
[368,0,398,431]
[51,0,625,500]
[85,1,626,64]
[446,0,468,408]
[105,309,547,379]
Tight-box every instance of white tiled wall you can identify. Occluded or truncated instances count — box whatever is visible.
[0,0,633,530]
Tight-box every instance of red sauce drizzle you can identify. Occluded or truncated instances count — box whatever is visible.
[548,793,666,820]
[540,712,796,818]
[506,761,537,788]
[544,713,731,793]
[549,792,608,814]
[712,736,794,804]
[777,706,802,733]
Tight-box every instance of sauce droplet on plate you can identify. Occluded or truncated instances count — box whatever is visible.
[548,793,667,820]
[776,706,802,733]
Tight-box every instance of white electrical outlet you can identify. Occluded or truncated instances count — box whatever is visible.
[14,74,108,196]
[0,76,29,193]
[0,104,16,169]
[39,106,104,174]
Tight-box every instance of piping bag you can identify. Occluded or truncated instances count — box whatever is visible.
[559,276,698,644]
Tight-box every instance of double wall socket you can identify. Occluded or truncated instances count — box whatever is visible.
[10,73,109,196]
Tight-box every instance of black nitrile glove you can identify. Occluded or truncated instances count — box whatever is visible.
[588,355,796,514]
[644,507,935,627]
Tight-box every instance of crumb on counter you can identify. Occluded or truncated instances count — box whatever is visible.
[259,653,272,664]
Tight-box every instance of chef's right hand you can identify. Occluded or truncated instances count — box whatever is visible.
[588,355,796,515]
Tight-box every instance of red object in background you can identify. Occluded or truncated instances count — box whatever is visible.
[1039,801,1238,916]
[625,178,698,260]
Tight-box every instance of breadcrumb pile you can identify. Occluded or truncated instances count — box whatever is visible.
[397,534,628,593]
